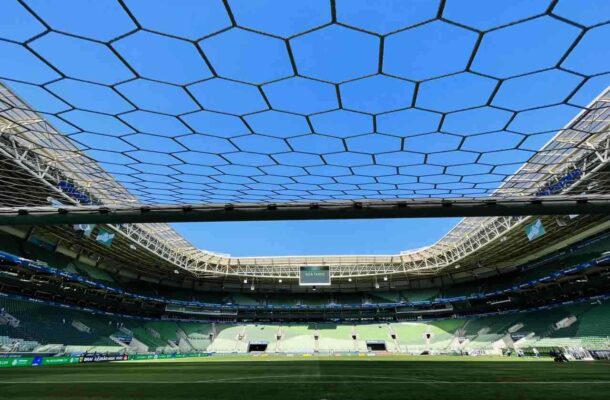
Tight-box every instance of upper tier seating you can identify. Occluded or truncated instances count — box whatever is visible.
[3,230,610,308]
[404,289,439,302]
[369,291,401,303]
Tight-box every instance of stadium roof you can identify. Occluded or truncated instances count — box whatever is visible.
[0,1,610,278]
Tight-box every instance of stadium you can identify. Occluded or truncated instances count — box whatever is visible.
[1,1,610,399]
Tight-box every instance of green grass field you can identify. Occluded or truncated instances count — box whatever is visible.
[0,355,609,399]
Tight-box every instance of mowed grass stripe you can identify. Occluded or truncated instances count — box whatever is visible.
[2,379,610,385]
[1,359,609,399]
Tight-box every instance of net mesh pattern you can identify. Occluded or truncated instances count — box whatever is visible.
[0,0,609,208]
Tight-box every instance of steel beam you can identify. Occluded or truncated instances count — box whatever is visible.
[1,196,610,226]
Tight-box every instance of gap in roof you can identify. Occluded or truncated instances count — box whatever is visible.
[171,217,461,257]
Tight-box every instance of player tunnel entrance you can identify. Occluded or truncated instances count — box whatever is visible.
[366,341,387,351]
[248,342,268,352]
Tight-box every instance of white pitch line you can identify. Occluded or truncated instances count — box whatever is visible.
[194,374,420,383]
[1,378,610,385]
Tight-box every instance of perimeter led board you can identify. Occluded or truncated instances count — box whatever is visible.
[299,266,331,286]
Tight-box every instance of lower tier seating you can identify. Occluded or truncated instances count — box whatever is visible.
[1,296,609,354]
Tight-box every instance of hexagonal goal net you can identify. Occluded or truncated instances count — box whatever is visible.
[0,0,609,225]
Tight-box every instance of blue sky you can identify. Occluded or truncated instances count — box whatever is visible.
[1,1,609,255]
[172,217,460,256]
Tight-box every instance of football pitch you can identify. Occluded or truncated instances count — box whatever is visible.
[0,355,609,400]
